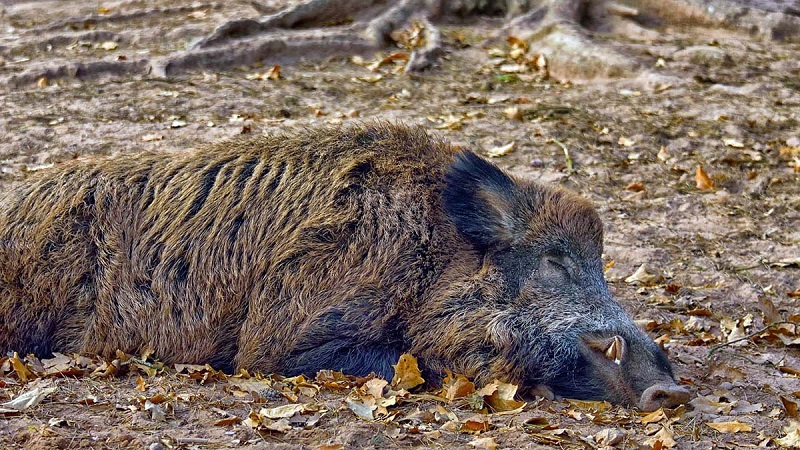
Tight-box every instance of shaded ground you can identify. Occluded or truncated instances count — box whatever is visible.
[1,1,799,449]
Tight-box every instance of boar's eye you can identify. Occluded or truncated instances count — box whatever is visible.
[539,254,573,283]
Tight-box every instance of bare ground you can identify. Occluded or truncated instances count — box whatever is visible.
[1,1,799,449]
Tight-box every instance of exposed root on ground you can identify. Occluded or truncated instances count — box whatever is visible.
[3,0,799,86]
[37,3,223,33]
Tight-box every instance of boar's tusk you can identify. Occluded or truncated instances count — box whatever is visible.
[604,335,625,365]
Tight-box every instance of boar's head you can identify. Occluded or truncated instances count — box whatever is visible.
[431,151,689,411]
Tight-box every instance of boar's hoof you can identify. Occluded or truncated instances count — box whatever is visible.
[638,384,691,411]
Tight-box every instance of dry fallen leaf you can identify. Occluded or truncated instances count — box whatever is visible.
[782,395,799,418]
[486,142,515,158]
[626,264,657,284]
[690,395,736,415]
[503,106,522,121]
[695,166,714,190]
[98,41,118,51]
[260,403,309,419]
[639,408,667,424]
[391,354,425,390]
[596,428,626,446]
[461,416,490,433]
[445,374,476,400]
[481,380,525,412]
[644,426,677,448]
[0,384,57,413]
[214,417,242,426]
[625,182,646,192]
[144,399,166,422]
[10,352,33,382]
[722,137,745,148]
[346,393,376,420]
[618,137,636,147]
[705,421,753,433]
[468,437,498,449]
[777,421,800,448]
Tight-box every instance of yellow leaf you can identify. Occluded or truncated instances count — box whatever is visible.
[391,354,425,390]
[705,421,753,433]
[10,352,33,383]
[695,166,714,190]
[639,408,667,424]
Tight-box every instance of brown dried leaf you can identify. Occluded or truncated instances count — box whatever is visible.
[214,416,242,426]
[468,437,498,449]
[506,36,528,50]
[482,381,525,412]
[644,426,676,448]
[625,264,657,284]
[263,418,292,432]
[461,416,490,433]
[367,52,409,71]
[695,166,714,190]
[780,366,800,377]
[639,408,667,424]
[705,421,752,433]
[625,182,646,192]
[391,354,425,390]
[365,378,388,399]
[782,395,799,418]
[446,375,476,400]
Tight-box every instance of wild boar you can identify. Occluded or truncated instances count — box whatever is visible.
[0,123,689,410]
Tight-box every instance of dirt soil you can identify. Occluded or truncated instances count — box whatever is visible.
[1,1,799,449]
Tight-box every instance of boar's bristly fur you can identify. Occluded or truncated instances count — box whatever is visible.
[0,123,689,410]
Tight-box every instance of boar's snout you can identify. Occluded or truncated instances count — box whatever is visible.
[639,383,691,412]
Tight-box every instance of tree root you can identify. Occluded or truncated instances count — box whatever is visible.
[4,0,800,87]
[631,0,800,40]
[7,60,150,88]
[35,3,222,33]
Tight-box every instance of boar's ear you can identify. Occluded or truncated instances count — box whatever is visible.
[443,151,519,250]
